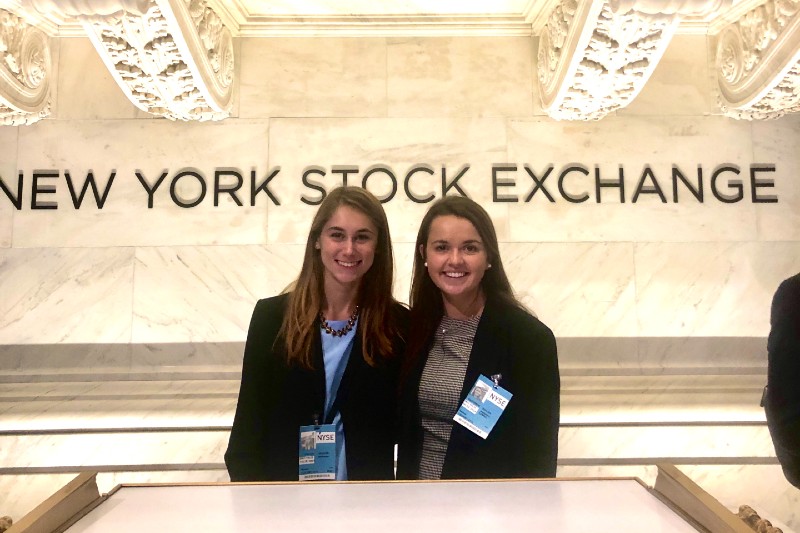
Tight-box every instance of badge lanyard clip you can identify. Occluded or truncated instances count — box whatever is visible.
[490,373,502,389]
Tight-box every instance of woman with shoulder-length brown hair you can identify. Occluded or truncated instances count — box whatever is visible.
[397,195,559,480]
[225,186,407,482]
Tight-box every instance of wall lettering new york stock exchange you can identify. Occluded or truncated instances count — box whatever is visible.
[0,163,779,209]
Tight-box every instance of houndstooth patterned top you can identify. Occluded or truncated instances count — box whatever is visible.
[417,313,482,480]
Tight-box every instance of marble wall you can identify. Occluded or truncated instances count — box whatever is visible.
[1,33,800,530]
[2,36,798,361]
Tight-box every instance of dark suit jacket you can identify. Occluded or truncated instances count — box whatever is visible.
[765,272,800,488]
[225,293,407,481]
[396,297,560,479]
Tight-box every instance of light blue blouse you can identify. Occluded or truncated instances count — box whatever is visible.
[320,318,357,480]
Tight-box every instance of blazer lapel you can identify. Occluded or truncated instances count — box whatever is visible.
[458,298,505,400]
[310,327,327,423]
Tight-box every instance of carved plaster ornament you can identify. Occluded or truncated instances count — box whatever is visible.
[537,0,731,121]
[24,0,234,121]
[715,0,800,120]
[0,8,51,125]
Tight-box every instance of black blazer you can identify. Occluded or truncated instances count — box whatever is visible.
[225,293,407,481]
[765,272,800,488]
[397,297,560,479]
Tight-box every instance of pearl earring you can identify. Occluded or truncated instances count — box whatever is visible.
[487,263,492,269]
[424,261,428,267]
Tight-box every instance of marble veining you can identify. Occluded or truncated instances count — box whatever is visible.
[131,245,304,343]
[0,32,799,533]
[239,38,387,119]
[387,37,534,118]
[558,425,774,459]
[560,374,767,424]
[0,248,134,344]
[392,242,415,304]
[633,336,768,371]
[752,116,800,241]
[0,431,228,468]
[0,379,238,430]
[501,242,637,338]
[634,242,800,337]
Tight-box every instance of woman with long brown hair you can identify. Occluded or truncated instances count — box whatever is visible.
[397,195,559,479]
[225,186,406,481]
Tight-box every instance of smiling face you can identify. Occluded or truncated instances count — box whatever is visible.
[317,205,378,291]
[422,214,489,311]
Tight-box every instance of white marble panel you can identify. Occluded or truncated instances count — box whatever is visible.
[559,425,774,460]
[0,343,244,383]
[132,245,304,343]
[0,380,238,431]
[752,115,800,241]
[622,34,716,117]
[0,247,134,344]
[238,38,387,118]
[0,431,227,469]
[633,336,768,372]
[506,116,760,242]
[560,374,767,424]
[501,242,637,338]
[130,343,244,373]
[266,117,510,244]
[555,337,767,374]
[392,241,415,305]
[0,344,133,379]
[12,119,270,247]
[387,37,534,118]
[634,242,800,337]
[0,127,17,248]
[556,337,641,371]
[55,38,143,120]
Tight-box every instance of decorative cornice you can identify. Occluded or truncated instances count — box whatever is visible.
[715,0,800,119]
[537,1,678,121]
[0,8,51,125]
[86,0,234,121]
[537,0,730,121]
[24,0,234,121]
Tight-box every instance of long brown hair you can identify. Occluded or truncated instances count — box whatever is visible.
[407,195,522,361]
[279,186,400,369]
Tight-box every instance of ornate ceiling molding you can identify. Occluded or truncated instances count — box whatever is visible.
[537,0,730,121]
[715,0,800,120]
[25,0,234,121]
[0,8,51,125]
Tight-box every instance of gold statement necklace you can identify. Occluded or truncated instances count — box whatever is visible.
[319,306,359,337]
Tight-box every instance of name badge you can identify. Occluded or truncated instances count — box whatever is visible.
[453,374,512,439]
[298,424,337,481]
